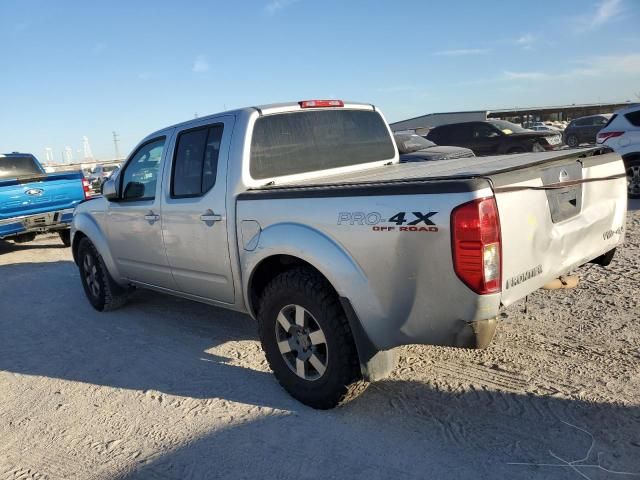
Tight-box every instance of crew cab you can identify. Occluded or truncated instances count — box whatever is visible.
[71,100,627,408]
[426,120,563,155]
[1,153,89,245]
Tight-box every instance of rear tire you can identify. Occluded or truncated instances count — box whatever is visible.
[257,267,367,409]
[58,229,71,247]
[625,158,640,199]
[13,232,36,243]
[77,237,129,312]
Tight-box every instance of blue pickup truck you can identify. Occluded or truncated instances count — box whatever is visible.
[0,153,88,246]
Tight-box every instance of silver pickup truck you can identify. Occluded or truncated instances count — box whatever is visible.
[71,100,627,408]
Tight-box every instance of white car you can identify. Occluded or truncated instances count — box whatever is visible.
[597,104,640,198]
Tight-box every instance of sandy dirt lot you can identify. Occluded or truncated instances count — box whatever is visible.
[1,201,639,480]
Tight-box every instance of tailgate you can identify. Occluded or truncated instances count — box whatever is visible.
[492,151,627,306]
[0,173,84,220]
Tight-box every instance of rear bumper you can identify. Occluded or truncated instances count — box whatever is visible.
[0,208,74,239]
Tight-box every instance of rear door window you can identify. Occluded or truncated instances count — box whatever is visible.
[172,125,224,197]
[249,109,395,180]
[625,111,640,127]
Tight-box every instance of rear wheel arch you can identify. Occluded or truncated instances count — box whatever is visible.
[248,255,330,318]
[622,152,640,163]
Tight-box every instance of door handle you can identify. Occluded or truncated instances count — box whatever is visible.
[144,211,160,223]
[200,210,222,223]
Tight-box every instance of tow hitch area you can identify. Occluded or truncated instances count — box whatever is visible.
[454,318,498,349]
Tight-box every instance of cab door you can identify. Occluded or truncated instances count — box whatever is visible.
[160,116,235,303]
[106,133,177,289]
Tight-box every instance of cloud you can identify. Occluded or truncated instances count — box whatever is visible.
[192,55,210,73]
[503,53,640,82]
[433,48,491,57]
[93,42,107,54]
[504,71,549,80]
[265,0,300,15]
[516,34,536,49]
[575,0,624,31]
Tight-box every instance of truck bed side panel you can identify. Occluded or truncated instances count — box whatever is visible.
[238,181,500,350]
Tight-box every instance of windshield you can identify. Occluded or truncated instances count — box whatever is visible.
[488,120,529,135]
[250,109,395,180]
[0,155,43,179]
[394,134,436,154]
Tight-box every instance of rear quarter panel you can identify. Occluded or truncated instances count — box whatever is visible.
[237,185,501,350]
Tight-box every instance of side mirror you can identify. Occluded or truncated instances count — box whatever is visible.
[102,178,118,200]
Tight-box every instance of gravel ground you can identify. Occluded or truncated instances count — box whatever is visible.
[0,201,639,480]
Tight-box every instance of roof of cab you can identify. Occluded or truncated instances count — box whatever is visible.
[143,100,376,140]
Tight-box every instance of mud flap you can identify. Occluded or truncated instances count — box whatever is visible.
[339,297,398,382]
[454,318,497,349]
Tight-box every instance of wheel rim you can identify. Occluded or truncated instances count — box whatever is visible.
[83,253,100,298]
[275,304,328,381]
[568,136,577,147]
[628,165,640,196]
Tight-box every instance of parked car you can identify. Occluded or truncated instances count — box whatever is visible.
[529,125,559,133]
[563,114,612,148]
[72,100,626,409]
[596,104,640,198]
[88,163,120,190]
[426,120,563,156]
[394,133,475,162]
[0,152,89,245]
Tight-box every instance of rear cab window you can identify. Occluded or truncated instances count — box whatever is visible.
[249,109,395,181]
[0,155,43,179]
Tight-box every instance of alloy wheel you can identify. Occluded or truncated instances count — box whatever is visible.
[275,304,328,381]
[83,253,100,298]
[628,164,640,197]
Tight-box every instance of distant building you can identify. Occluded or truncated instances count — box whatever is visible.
[389,101,638,132]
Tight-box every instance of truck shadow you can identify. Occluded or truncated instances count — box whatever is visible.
[114,382,640,479]
[0,237,66,253]
[1,260,638,479]
[0,260,299,410]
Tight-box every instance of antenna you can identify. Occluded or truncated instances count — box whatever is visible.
[82,136,94,160]
[112,131,121,159]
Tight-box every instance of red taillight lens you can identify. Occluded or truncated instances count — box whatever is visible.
[82,179,91,199]
[597,131,624,143]
[299,100,344,108]
[451,197,501,294]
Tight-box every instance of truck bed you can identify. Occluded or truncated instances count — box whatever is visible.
[252,148,607,190]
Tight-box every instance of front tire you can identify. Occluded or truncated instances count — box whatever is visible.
[257,268,367,409]
[566,134,579,148]
[77,237,129,311]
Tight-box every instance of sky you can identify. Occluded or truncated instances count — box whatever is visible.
[1,0,639,162]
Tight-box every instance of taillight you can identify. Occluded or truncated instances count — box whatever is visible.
[597,131,624,143]
[451,197,501,294]
[299,100,344,108]
[82,179,91,199]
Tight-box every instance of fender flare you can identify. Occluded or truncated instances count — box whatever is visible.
[243,223,396,381]
[72,213,124,285]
